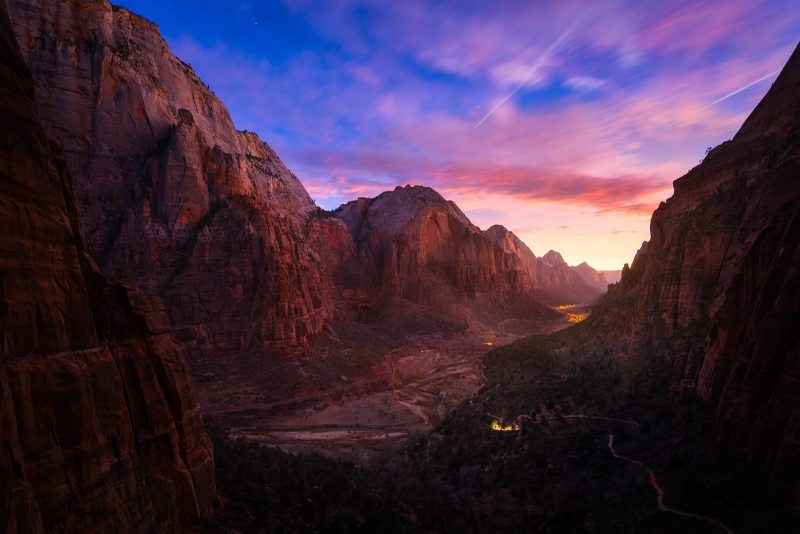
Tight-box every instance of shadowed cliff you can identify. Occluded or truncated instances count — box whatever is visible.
[0,2,214,530]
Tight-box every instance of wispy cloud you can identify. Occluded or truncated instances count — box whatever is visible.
[474,25,575,128]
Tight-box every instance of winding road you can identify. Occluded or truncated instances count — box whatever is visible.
[498,411,735,533]
[607,434,735,534]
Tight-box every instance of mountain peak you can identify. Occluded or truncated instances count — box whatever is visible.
[542,250,566,266]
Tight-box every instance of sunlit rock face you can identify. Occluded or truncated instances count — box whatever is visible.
[0,3,214,530]
[7,0,333,358]
[591,43,800,494]
[334,185,536,305]
[483,226,602,303]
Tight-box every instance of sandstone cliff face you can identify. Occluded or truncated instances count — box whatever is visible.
[7,0,332,358]
[0,3,214,530]
[591,44,800,493]
[483,226,602,303]
[334,186,535,305]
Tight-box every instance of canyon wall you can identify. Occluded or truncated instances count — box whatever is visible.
[591,43,800,492]
[334,186,537,305]
[7,0,333,359]
[0,1,214,530]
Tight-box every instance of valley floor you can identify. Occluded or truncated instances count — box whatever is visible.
[224,306,575,463]
[203,314,800,533]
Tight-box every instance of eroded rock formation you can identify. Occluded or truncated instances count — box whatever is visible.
[0,2,214,530]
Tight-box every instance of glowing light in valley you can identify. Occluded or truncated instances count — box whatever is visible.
[554,304,589,324]
[490,419,520,432]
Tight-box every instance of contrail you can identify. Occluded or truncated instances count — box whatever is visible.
[474,26,575,129]
[707,68,781,107]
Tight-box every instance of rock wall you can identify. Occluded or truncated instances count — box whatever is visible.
[0,2,214,530]
[7,0,332,358]
[334,186,536,305]
[591,43,800,493]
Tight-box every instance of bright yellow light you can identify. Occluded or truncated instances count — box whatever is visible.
[553,304,588,323]
[490,419,519,432]
[566,313,588,324]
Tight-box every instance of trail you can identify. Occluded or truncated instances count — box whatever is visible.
[493,411,640,428]
[494,412,734,533]
[558,414,638,425]
[607,434,735,534]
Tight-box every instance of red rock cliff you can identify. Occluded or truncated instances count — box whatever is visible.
[334,186,536,305]
[7,0,332,358]
[591,43,800,493]
[0,2,214,530]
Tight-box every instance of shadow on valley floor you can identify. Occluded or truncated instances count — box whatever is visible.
[201,322,799,533]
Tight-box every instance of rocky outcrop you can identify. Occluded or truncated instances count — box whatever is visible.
[334,186,535,305]
[483,226,602,303]
[0,2,214,530]
[7,0,332,358]
[591,43,800,495]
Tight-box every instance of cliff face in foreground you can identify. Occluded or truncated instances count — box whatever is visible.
[591,43,800,492]
[0,2,214,530]
[7,0,332,358]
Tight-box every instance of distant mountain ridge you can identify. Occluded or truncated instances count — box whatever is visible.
[332,187,604,306]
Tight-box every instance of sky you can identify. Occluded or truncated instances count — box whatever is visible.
[118,0,800,269]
